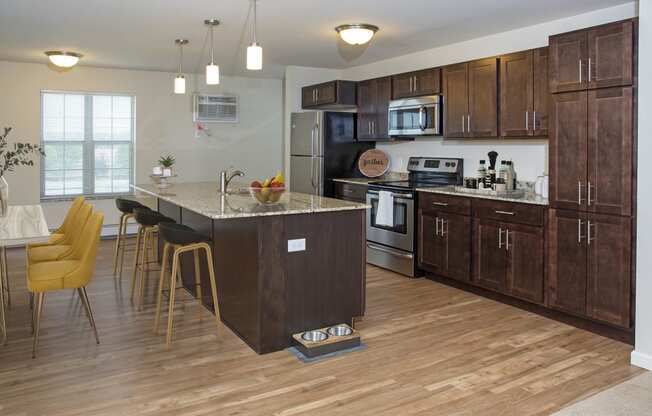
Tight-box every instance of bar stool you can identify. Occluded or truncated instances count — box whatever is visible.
[113,198,146,278]
[131,207,173,310]
[154,222,220,347]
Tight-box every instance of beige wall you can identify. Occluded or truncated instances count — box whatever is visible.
[0,60,283,229]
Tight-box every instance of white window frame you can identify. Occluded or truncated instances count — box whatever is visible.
[40,90,136,200]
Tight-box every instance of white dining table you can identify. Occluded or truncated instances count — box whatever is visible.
[0,205,50,345]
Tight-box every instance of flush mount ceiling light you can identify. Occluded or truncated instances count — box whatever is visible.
[44,51,83,68]
[335,24,379,45]
[246,0,263,70]
[174,39,189,94]
[204,19,220,85]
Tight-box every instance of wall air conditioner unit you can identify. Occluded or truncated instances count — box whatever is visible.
[193,94,238,123]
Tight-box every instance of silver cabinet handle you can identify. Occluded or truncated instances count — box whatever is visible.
[533,111,537,130]
[372,121,375,135]
[578,219,586,244]
[579,59,583,83]
[409,76,413,93]
[467,114,471,132]
[414,76,418,92]
[526,111,529,130]
[495,210,515,216]
[368,121,371,134]
[588,58,592,81]
[441,219,448,236]
[316,88,319,101]
[432,202,449,206]
[587,182,593,206]
[435,217,439,237]
[578,181,585,205]
[505,229,510,251]
[498,227,504,249]
[462,115,465,133]
[587,220,594,245]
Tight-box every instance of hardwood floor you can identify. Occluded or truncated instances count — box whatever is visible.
[0,240,642,415]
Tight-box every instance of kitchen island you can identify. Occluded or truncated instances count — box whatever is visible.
[133,182,368,354]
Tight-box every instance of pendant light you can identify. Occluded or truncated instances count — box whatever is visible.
[335,24,379,45]
[246,0,262,70]
[44,51,83,68]
[174,39,189,94]
[204,19,220,85]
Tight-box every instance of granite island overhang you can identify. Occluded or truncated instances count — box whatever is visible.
[133,182,369,354]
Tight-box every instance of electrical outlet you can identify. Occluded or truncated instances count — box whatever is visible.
[287,238,306,253]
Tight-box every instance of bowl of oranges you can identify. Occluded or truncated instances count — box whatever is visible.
[250,172,285,205]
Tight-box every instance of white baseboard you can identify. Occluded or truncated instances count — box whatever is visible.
[631,350,652,370]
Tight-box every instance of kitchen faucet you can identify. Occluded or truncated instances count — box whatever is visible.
[219,169,245,194]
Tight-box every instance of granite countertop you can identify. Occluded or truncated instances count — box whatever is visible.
[416,186,549,206]
[133,182,370,220]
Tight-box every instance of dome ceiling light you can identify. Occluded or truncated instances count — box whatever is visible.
[44,51,83,68]
[335,24,379,45]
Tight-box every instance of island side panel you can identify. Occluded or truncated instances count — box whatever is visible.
[157,199,182,262]
[212,217,262,352]
[179,208,214,303]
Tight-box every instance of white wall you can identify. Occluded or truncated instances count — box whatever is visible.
[283,66,342,186]
[632,0,652,371]
[338,2,637,180]
[0,60,283,229]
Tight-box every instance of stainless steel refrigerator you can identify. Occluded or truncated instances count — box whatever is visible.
[290,111,373,197]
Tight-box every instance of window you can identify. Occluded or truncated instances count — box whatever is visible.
[41,91,135,198]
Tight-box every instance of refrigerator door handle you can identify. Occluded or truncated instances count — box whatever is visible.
[310,157,316,191]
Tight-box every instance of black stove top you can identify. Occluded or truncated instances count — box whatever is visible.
[367,157,464,193]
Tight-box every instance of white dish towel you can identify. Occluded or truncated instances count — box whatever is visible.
[376,191,395,227]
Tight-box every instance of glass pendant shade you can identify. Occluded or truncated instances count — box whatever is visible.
[246,43,263,70]
[206,63,220,85]
[174,75,186,94]
[335,24,379,45]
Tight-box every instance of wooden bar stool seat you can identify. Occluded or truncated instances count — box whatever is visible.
[131,207,174,310]
[113,198,146,279]
[154,222,220,348]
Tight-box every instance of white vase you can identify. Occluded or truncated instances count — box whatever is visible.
[0,176,8,217]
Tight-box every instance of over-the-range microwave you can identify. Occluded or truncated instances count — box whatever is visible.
[388,95,442,137]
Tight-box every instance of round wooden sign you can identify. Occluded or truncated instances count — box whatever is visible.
[358,149,390,178]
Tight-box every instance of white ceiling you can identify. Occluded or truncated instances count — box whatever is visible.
[0,0,633,78]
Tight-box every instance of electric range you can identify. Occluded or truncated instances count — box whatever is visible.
[365,157,463,277]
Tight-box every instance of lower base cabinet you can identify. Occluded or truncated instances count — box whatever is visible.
[418,211,471,282]
[548,209,631,328]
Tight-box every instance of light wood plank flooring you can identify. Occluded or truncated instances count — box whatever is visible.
[0,240,643,415]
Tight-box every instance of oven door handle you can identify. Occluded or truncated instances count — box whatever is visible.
[366,243,414,259]
[367,190,413,199]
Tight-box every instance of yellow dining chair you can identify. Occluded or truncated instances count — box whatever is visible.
[27,211,104,358]
[28,196,85,248]
[27,203,92,264]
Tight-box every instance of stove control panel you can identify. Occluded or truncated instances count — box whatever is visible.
[407,157,463,174]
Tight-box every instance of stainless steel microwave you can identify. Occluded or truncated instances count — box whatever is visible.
[388,95,442,137]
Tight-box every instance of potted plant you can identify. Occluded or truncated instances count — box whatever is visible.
[0,127,45,216]
[158,155,175,177]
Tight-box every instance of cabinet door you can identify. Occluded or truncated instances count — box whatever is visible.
[357,80,375,140]
[440,212,472,282]
[587,87,633,216]
[442,63,469,138]
[414,68,441,96]
[500,51,533,137]
[506,223,544,304]
[587,213,631,328]
[374,76,392,139]
[532,47,549,137]
[549,91,588,211]
[418,212,445,273]
[302,86,317,108]
[547,209,588,316]
[392,73,415,99]
[316,82,336,105]
[473,219,507,292]
[468,58,498,137]
[588,20,633,89]
[549,30,588,93]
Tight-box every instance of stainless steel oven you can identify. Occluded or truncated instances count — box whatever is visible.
[388,96,441,137]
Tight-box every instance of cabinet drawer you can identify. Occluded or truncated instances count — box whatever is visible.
[473,199,544,226]
[334,182,367,202]
[419,192,471,215]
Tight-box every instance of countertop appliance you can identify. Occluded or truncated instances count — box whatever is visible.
[366,157,463,277]
[388,96,442,137]
[290,111,374,197]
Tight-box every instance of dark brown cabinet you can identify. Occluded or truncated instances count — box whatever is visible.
[548,209,631,328]
[549,20,633,93]
[392,68,441,99]
[301,80,357,109]
[418,211,471,282]
[443,58,498,138]
[500,48,548,137]
[474,218,508,292]
[550,87,633,216]
[357,77,392,141]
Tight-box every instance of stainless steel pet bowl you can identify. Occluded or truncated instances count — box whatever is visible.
[326,325,353,337]
[301,330,329,342]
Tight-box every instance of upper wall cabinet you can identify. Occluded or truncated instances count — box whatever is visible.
[500,48,549,138]
[301,80,357,109]
[392,68,441,99]
[549,20,633,93]
[357,76,392,141]
[443,58,498,138]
